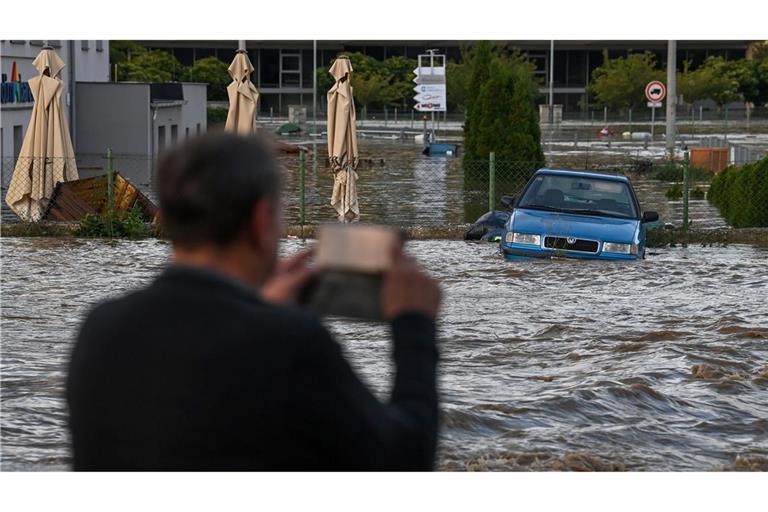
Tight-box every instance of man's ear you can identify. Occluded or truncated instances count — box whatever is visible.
[248,198,273,249]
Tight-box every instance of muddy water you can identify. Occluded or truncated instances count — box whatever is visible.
[2,238,767,471]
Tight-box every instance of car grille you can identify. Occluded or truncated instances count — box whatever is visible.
[544,236,599,253]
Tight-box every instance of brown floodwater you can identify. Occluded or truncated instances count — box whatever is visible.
[1,237,766,471]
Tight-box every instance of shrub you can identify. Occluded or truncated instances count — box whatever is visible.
[651,161,711,182]
[74,206,153,239]
[708,156,768,227]
[665,183,683,199]
[690,187,706,200]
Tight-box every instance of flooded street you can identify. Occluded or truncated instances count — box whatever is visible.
[2,237,766,471]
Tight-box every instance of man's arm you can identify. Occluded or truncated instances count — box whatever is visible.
[289,313,438,471]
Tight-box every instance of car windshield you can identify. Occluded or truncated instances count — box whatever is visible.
[518,174,638,218]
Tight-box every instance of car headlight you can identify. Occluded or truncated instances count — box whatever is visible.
[602,242,637,254]
[506,232,541,246]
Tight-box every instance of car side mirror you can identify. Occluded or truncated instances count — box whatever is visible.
[500,195,515,210]
[642,211,659,223]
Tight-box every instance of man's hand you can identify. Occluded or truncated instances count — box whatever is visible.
[382,245,441,321]
[261,249,314,305]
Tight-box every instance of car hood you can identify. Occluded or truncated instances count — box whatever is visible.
[510,208,639,242]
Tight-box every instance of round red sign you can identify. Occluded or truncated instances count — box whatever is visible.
[645,81,666,102]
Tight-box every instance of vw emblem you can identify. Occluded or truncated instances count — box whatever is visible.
[566,237,577,245]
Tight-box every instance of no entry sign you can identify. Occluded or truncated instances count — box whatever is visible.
[645,81,666,103]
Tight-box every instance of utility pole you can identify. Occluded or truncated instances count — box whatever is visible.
[549,40,554,123]
[68,40,77,153]
[313,40,317,136]
[666,40,677,158]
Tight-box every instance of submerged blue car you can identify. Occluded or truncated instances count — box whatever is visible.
[500,169,658,260]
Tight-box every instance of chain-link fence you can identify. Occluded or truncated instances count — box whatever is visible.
[2,149,766,232]
[1,153,155,225]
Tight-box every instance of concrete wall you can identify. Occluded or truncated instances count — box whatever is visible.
[75,82,153,187]
[152,104,182,156]
[76,82,151,156]
[181,83,208,141]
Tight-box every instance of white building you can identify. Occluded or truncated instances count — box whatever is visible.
[1,40,110,162]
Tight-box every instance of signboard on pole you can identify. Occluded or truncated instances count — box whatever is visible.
[413,53,446,112]
[413,84,446,111]
[645,81,666,103]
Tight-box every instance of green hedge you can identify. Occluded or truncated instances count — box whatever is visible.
[708,156,768,228]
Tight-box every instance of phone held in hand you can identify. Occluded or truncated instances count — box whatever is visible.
[299,224,404,321]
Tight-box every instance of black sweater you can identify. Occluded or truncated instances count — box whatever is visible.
[66,265,438,471]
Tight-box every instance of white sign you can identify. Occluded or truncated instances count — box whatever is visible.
[645,81,666,102]
[413,84,446,104]
[647,101,662,108]
[414,102,445,112]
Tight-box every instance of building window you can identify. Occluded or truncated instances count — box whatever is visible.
[29,40,44,46]
[158,126,166,153]
[302,49,314,88]
[196,123,201,135]
[260,49,279,87]
[10,40,26,45]
[81,40,89,51]
[96,40,104,52]
[48,40,62,48]
[280,52,301,88]
[171,125,178,144]
[185,127,190,139]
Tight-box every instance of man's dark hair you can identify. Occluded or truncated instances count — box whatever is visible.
[156,132,281,247]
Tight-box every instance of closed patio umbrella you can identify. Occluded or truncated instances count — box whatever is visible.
[327,56,359,222]
[6,46,78,222]
[225,50,259,135]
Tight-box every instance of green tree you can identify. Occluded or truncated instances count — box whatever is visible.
[188,57,230,101]
[587,51,664,110]
[110,40,147,81]
[463,41,495,162]
[379,56,417,108]
[677,60,709,106]
[464,52,543,164]
[445,44,476,113]
[754,59,768,107]
[120,50,187,82]
[351,73,389,118]
[692,56,742,107]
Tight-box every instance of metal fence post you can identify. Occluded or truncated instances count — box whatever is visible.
[299,149,306,228]
[488,152,496,213]
[106,148,115,237]
[682,148,690,236]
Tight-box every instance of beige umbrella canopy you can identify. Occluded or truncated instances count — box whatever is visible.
[327,57,360,222]
[6,47,78,222]
[225,50,259,135]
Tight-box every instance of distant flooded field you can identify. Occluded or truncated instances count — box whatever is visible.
[2,238,766,470]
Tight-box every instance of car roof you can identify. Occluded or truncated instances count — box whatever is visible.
[535,168,630,183]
